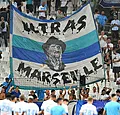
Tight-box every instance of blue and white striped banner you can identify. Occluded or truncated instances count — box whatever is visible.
[10,2,105,89]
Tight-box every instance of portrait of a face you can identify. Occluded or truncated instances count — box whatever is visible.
[42,36,66,71]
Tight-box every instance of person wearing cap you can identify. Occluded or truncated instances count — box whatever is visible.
[40,95,57,115]
[111,15,120,40]
[26,96,39,115]
[42,36,66,72]
[103,94,120,115]
[14,94,28,115]
[79,97,97,115]
[0,93,13,115]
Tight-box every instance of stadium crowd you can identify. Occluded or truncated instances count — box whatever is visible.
[0,0,120,115]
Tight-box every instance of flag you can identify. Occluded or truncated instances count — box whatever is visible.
[10,2,105,89]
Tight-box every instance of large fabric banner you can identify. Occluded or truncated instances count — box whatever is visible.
[10,3,105,89]
[99,0,120,8]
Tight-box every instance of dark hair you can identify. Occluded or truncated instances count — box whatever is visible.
[95,9,99,13]
[116,89,120,93]
[51,90,55,93]
[11,95,16,101]
[63,99,69,102]
[6,93,11,99]
[5,78,9,81]
[111,94,116,98]
[51,95,56,98]
[56,98,63,103]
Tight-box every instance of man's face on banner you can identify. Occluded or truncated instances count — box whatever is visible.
[47,44,62,58]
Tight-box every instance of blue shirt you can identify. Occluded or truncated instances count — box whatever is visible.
[11,91,21,98]
[104,101,120,115]
[97,15,107,26]
[50,105,66,115]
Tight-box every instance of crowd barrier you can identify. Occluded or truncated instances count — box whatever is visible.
[35,100,109,115]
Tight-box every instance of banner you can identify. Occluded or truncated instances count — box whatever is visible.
[99,0,120,8]
[10,2,105,89]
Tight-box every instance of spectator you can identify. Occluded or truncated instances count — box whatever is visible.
[26,0,33,13]
[111,15,120,40]
[51,0,56,17]
[104,38,113,67]
[14,94,28,115]
[80,97,98,115]
[109,6,118,22]
[59,89,66,99]
[0,93,13,114]
[0,8,7,21]
[12,0,17,7]
[116,89,120,102]
[51,89,56,96]
[40,95,57,115]
[26,96,39,115]
[56,8,64,19]
[112,48,120,82]
[94,9,100,30]
[68,88,76,100]
[103,94,120,115]
[67,0,73,16]
[80,88,89,100]
[104,52,111,82]
[97,11,108,33]
[89,83,100,100]
[99,31,107,51]
[29,90,38,102]
[8,86,21,98]
[0,17,8,47]
[62,99,69,115]
[21,0,26,13]
[60,0,68,15]
[44,90,50,100]
[33,0,40,15]
[10,95,17,115]
[116,40,120,54]
[26,9,33,16]
[0,87,6,100]
[39,2,47,20]
[15,0,23,12]
[50,98,66,115]
[0,78,9,87]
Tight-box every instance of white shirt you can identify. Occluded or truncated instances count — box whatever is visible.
[62,104,68,113]
[41,99,57,115]
[26,103,39,115]
[39,5,46,17]
[14,101,28,115]
[100,94,109,100]
[27,12,33,17]
[51,0,56,7]
[60,0,68,7]
[11,101,16,114]
[89,92,100,100]
[99,35,107,48]
[111,19,120,31]
[112,53,120,67]
[0,99,13,115]
[80,103,97,115]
